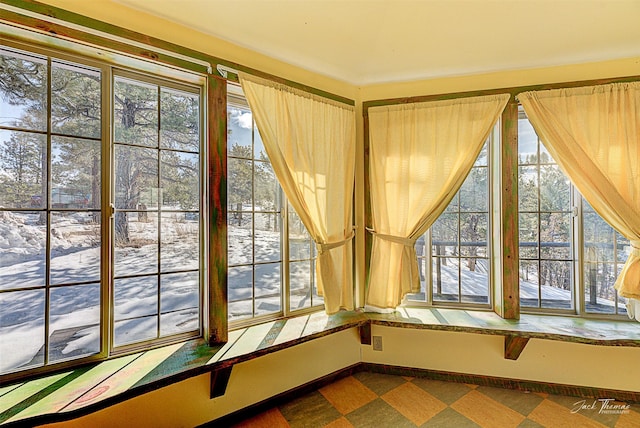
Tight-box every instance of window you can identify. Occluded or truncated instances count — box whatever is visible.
[0,42,203,378]
[517,107,629,315]
[226,84,321,325]
[408,134,493,307]
[112,73,202,347]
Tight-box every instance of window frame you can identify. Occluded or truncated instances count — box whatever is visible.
[364,80,640,322]
[0,37,208,382]
[407,133,496,310]
[226,83,322,329]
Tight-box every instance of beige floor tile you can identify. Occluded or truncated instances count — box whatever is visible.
[381,382,447,425]
[528,399,608,428]
[319,376,377,415]
[451,389,525,428]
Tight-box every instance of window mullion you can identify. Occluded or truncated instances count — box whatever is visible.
[43,57,53,367]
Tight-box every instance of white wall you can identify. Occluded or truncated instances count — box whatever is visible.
[362,325,640,393]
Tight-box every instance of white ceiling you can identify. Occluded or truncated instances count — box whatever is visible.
[114,0,640,86]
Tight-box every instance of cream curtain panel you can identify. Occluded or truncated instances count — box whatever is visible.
[367,94,510,310]
[239,72,356,314]
[518,82,640,320]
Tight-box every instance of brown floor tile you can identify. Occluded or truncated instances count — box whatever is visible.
[528,399,608,428]
[319,376,377,415]
[451,389,526,428]
[381,382,447,426]
[233,408,289,428]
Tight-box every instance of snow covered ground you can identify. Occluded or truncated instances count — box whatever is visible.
[0,210,199,373]
[0,210,627,374]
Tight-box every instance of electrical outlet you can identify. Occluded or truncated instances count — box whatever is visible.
[372,335,383,351]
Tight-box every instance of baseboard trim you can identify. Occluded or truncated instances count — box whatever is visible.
[201,362,640,426]
[362,363,640,403]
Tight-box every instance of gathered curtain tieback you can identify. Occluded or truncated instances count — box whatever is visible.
[367,228,415,247]
[630,241,640,258]
[316,229,355,255]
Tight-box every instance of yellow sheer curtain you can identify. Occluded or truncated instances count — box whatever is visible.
[367,94,509,310]
[239,73,356,314]
[518,82,640,319]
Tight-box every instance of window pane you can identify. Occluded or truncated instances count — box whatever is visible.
[227,158,252,209]
[0,49,47,131]
[540,165,570,211]
[51,61,101,139]
[0,130,47,209]
[52,136,101,209]
[161,151,199,210]
[518,166,538,212]
[459,166,487,212]
[50,212,100,284]
[114,78,158,147]
[289,212,311,261]
[540,260,572,309]
[255,213,281,263]
[160,88,199,152]
[425,139,491,307]
[114,275,158,346]
[160,272,199,336]
[160,212,199,272]
[290,260,311,311]
[518,109,574,311]
[49,283,100,363]
[520,260,540,307]
[114,211,158,276]
[255,161,278,212]
[228,213,253,266]
[518,115,538,164]
[114,316,157,347]
[540,213,571,259]
[227,106,253,154]
[583,200,629,315]
[432,213,458,248]
[432,257,459,302]
[115,145,159,210]
[255,263,281,316]
[519,213,539,258]
[228,265,253,320]
[0,211,46,290]
[0,289,45,373]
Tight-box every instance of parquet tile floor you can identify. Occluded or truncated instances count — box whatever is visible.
[231,372,640,427]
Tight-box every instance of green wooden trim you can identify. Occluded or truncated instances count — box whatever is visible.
[499,101,520,319]
[362,75,640,111]
[363,112,372,299]
[0,0,355,106]
[504,335,529,360]
[0,6,207,74]
[207,75,228,345]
